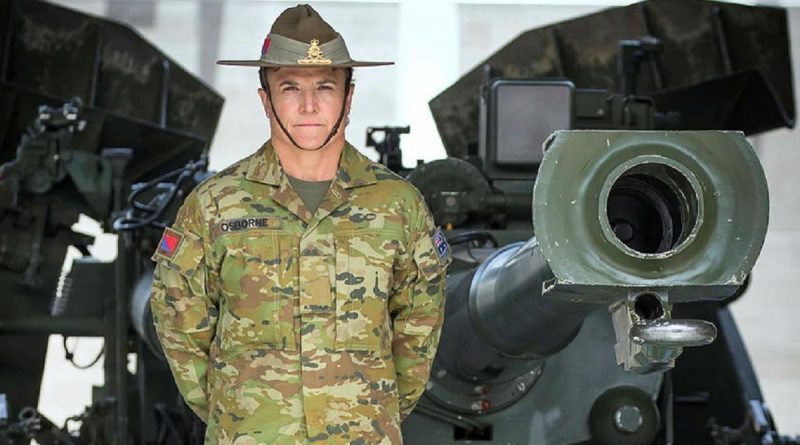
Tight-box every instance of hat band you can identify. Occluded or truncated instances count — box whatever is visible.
[261,33,352,66]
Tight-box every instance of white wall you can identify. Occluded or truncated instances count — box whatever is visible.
[40,0,800,437]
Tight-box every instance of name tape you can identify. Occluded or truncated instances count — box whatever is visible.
[218,216,282,233]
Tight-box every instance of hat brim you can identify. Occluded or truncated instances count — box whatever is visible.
[217,59,393,68]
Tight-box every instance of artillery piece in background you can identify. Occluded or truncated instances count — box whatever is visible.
[0,0,799,444]
[0,0,221,443]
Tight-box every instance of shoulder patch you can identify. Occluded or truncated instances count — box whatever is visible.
[432,228,450,262]
[157,227,183,259]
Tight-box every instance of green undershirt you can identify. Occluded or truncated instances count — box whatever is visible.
[286,174,333,215]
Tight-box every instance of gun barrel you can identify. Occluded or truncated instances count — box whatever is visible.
[468,238,592,359]
[437,237,594,382]
[434,130,769,387]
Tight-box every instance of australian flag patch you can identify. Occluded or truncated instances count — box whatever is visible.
[432,227,450,262]
[157,227,183,259]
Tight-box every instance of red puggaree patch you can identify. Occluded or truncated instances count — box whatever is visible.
[261,36,272,56]
[157,228,183,259]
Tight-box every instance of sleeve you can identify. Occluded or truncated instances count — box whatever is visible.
[149,192,218,423]
[389,204,452,420]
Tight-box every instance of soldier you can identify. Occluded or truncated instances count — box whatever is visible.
[149,4,450,445]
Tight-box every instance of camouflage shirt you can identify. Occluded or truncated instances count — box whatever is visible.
[150,141,450,445]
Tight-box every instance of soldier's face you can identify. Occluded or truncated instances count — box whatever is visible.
[259,67,353,151]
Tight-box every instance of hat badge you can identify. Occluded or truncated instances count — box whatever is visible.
[298,39,332,65]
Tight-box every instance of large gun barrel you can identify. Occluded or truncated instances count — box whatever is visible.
[437,237,588,383]
[418,131,769,435]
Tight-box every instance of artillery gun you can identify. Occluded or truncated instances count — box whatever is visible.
[0,0,798,444]
[0,0,221,442]
[403,130,777,444]
[399,1,798,443]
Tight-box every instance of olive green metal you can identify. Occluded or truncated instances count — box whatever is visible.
[406,158,493,226]
[533,130,769,303]
[107,148,133,445]
[588,386,660,445]
[429,0,794,158]
[0,317,105,336]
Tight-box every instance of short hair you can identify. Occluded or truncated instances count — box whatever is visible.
[258,67,354,92]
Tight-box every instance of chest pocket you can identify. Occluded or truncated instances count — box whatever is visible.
[334,230,401,351]
[217,231,298,351]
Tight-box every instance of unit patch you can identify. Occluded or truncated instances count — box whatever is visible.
[157,227,183,259]
[432,228,450,262]
[261,36,272,56]
[218,216,282,233]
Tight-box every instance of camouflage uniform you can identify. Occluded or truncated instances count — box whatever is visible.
[150,141,450,444]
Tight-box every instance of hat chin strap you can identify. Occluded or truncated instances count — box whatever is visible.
[265,71,352,152]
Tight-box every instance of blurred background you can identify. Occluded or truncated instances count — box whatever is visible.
[32,0,799,436]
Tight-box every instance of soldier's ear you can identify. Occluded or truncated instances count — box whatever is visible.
[258,88,271,118]
[345,83,355,114]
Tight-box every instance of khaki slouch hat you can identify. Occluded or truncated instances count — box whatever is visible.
[217,4,393,68]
